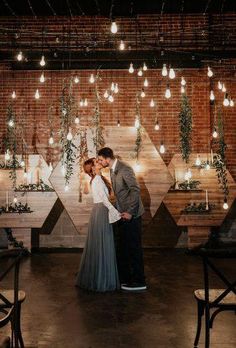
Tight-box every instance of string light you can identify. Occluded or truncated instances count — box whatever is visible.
[119,40,125,50]
[212,128,218,138]
[230,98,234,107]
[74,76,79,84]
[154,120,160,131]
[181,86,185,94]
[137,68,143,77]
[34,89,40,99]
[16,51,23,61]
[218,81,222,90]
[205,160,210,170]
[66,128,73,141]
[108,94,114,102]
[223,198,229,210]
[12,91,16,99]
[144,78,148,87]
[143,62,147,71]
[84,98,88,106]
[207,66,213,77]
[181,77,186,86]
[5,150,10,161]
[79,99,84,107]
[117,120,120,127]
[111,82,115,91]
[195,154,201,166]
[114,83,119,94]
[89,74,95,83]
[20,158,25,167]
[223,93,230,107]
[165,85,171,99]
[140,89,145,98]
[40,55,46,67]
[110,21,118,34]
[162,64,168,77]
[150,99,155,107]
[8,119,14,127]
[49,135,54,145]
[134,117,140,129]
[159,142,165,154]
[74,116,80,124]
[129,63,134,73]
[39,72,45,83]
[104,90,109,98]
[210,90,215,101]
[64,184,69,192]
[13,196,18,204]
[169,67,175,79]
[222,84,226,93]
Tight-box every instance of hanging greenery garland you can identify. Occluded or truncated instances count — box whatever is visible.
[133,96,143,163]
[59,81,77,187]
[92,76,105,154]
[178,94,192,163]
[214,108,229,201]
[76,128,88,202]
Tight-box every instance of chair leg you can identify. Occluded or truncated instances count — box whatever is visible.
[205,304,210,348]
[194,301,204,347]
[17,303,24,348]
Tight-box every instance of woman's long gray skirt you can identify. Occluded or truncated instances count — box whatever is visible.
[76,203,120,292]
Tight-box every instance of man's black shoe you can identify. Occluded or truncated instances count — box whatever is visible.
[121,282,147,291]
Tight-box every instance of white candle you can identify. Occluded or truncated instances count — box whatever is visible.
[205,189,209,210]
[211,149,214,164]
[6,191,9,211]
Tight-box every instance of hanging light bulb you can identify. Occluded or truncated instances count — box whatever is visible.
[84,98,88,106]
[39,72,45,83]
[66,128,73,141]
[110,21,118,34]
[150,99,155,107]
[104,90,109,98]
[134,117,140,129]
[5,150,10,161]
[8,119,14,127]
[74,76,79,84]
[140,89,145,98]
[181,77,186,86]
[12,91,16,99]
[13,196,18,204]
[79,99,84,107]
[114,83,119,94]
[161,64,168,77]
[223,93,230,107]
[230,98,234,107]
[218,81,222,90]
[23,170,28,179]
[20,158,25,167]
[110,82,115,91]
[137,68,143,77]
[154,120,160,131]
[181,86,185,94]
[108,94,114,103]
[223,198,229,210]
[165,85,171,99]
[134,161,141,172]
[129,63,134,74]
[222,84,226,93]
[40,55,46,67]
[49,162,53,172]
[195,154,201,166]
[169,67,175,79]
[89,74,95,84]
[143,62,147,71]
[74,116,80,124]
[17,51,23,61]
[117,120,120,127]
[212,128,218,138]
[205,160,210,170]
[64,184,69,192]
[119,40,125,50]
[144,78,148,87]
[207,66,213,77]
[49,135,54,145]
[210,90,215,101]
[34,89,40,99]
[159,142,165,154]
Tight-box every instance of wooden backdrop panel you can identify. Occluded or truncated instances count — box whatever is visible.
[0,155,58,228]
[50,126,173,247]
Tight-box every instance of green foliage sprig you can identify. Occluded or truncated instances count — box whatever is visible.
[77,129,88,202]
[182,202,214,213]
[176,179,201,190]
[92,81,105,154]
[0,202,32,214]
[133,97,143,162]
[15,179,54,193]
[179,94,192,163]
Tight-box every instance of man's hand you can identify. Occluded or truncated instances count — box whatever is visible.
[121,212,132,221]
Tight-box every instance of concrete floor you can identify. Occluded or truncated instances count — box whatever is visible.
[1,249,236,348]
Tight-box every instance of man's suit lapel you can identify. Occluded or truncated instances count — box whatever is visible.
[111,160,121,192]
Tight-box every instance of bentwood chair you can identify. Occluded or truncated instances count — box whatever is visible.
[0,249,26,348]
[193,247,236,348]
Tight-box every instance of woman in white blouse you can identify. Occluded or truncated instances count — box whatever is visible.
[75,158,121,292]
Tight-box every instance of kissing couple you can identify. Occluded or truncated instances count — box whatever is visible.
[75,147,146,292]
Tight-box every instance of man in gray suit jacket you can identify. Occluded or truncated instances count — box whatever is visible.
[98,147,146,291]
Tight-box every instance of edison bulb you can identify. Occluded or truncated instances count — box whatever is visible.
[223,95,229,107]
[117,120,120,127]
[210,90,215,101]
[5,151,10,161]
[207,66,213,77]
[134,118,140,129]
[205,161,210,170]
[134,162,141,172]
[40,72,45,83]
[162,64,168,77]
[74,76,79,84]
[89,74,95,83]
[154,122,160,131]
[137,69,143,77]
[222,84,226,93]
[165,86,171,99]
[66,130,73,141]
[230,99,234,107]
[74,117,80,124]
[141,89,145,98]
[12,91,16,99]
[111,82,115,91]
[108,94,114,102]
[111,21,118,34]
[195,155,201,166]
[35,89,40,99]
[181,86,185,94]
[23,171,28,179]
[129,63,134,73]
[223,200,229,210]
[8,119,14,127]
[20,159,25,167]
[218,81,222,90]
[212,128,218,138]
[150,99,155,107]
[104,90,109,98]
[144,78,148,87]
[49,136,54,145]
[114,83,119,94]
[79,99,84,107]
[181,77,186,86]
[13,196,18,204]
[159,143,165,154]
[17,51,23,61]
[64,184,69,192]
[169,68,175,79]
[143,62,147,71]
[40,55,46,66]
[84,98,88,106]
[119,40,125,50]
